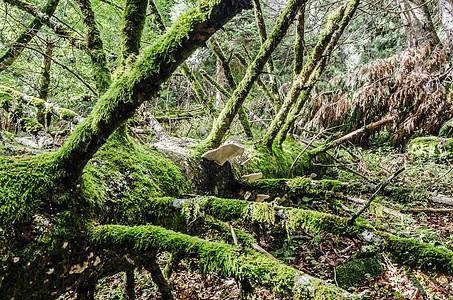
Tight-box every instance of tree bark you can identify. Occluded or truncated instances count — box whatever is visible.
[260,4,346,149]
[0,0,60,72]
[438,0,453,47]
[209,38,254,139]
[397,0,440,48]
[77,0,112,95]
[202,0,305,149]
[51,0,252,183]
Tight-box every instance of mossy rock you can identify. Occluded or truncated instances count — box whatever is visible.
[439,119,453,138]
[335,257,383,289]
[408,136,453,162]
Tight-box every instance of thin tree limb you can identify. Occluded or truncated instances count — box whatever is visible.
[348,167,405,225]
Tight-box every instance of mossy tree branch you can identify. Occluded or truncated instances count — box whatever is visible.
[120,0,149,64]
[260,3,346,149]
[76,0,112,95]
[37,39,54,127]
[202,0,306,149]
[172,196,453,276]
[305,115,395,159]
[209,38,253,139]
[252,0,282,111]
[51,0,252,183]
[234,52,276,106]
[293,5,305,76]
[273,0,361,147]
[147,0,166,33]
[0,0,60,72]
[1,0,86,52]
[180,63,219,117]
[90,223,349,298]
[0,85,83,123]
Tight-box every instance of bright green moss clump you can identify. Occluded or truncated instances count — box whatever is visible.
[0,154,61,229]
[20,117,43,134]
[240,138,330,179]
[382,232,453,275]
[409,136,453,162]
[81,136,190,224]
[335,257,382,289]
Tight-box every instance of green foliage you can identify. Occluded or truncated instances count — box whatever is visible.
[271,235,304,262]
[409,136,453,162]
[335,257,383,288]
[382,232,453,276]
[20,116,43,134]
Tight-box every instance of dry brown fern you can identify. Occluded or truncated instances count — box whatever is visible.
[303,44,453,146]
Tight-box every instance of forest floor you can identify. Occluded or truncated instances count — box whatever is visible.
[59,145,453,300]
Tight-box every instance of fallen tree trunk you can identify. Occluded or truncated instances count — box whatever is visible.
[171,195,453,276]
[0,0,254,297]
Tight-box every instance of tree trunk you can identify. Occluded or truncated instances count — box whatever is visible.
[0,1,252,298]
[397,0,440,48]
[202,0,305,149]
[438,0,453,47]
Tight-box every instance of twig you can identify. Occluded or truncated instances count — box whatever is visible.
[325,152,372,183]
[229,224,238,246]
[401,208,453,214]
[406,269,428,300]
[289,129,325,177]
[348,167,405,225]
[434,167,453,183]
[250,243,278,261]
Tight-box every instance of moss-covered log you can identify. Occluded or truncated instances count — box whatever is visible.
[172,196,453,276]
[89,223,350,298]
[409,136,453,162]
[0,85,83,124]
[0,0,253,297]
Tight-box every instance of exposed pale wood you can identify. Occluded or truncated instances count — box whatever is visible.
[250,243,278,261]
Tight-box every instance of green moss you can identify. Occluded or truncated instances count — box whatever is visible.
[335,257,382,289]
[208,197,248,220]
[81,137,190,225]
[0,90,12,110]
[305,280,351,300]
[20,117,43,134]
[382,232,453,275]
[57,108,77,121]
[239,139,328,179]
[90,224,346,297]
[319,180,342,192]
[0,154,62,230]
[248,202,276,226]
[120,0,148,62]
[439,119,453,138]
[284,208,357,235]
[409,136,453,162]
